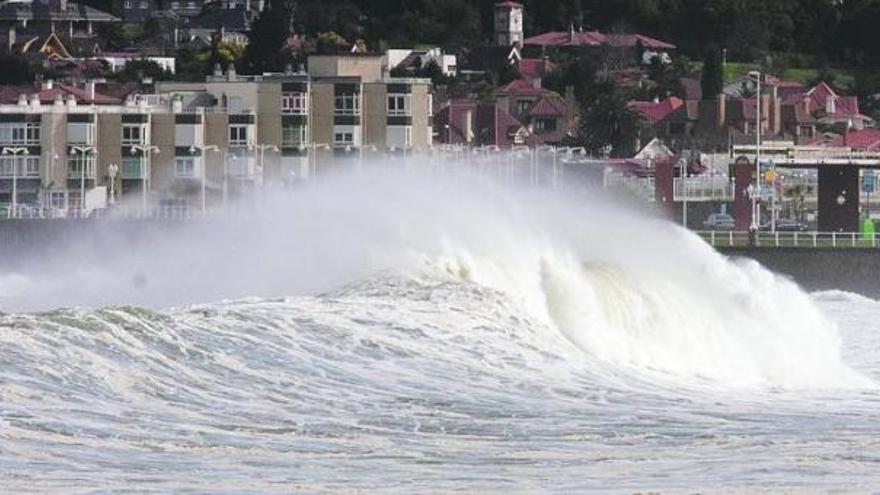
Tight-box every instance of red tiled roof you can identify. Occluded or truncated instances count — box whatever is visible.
[528,95,568,117]
[629,97,683,125]
[819,129,880,151]
[523,31,606,47]
[605,33,676,50]
[524,30,674,49]
[498,78,548,95]
[518,58,557,81]
[494,0,522,7]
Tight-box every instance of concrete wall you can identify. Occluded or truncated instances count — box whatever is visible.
[97,113,122,187]
[150,113,175,191]
[363,83,386,148]
[308,55,383,81]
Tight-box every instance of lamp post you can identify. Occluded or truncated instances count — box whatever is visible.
[2,146,28,217]
[748,70,762,233]
[248,142,279,188]
[189,144,219,213]
[130,144,159,214]
[107,163,118,206]
[71,145,96,212]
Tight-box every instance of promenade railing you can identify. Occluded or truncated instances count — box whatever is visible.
[697,230,880,249]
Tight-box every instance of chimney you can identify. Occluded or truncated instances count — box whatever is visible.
[42,79,53,90]
[569,23,575,44]
[826,94,836,115]
[86,80,96,102]
[17,94,26,106]
[172,96,183,114]
[54,93,63,106]
[802,95,811,116]
[226,64,237,81]
[29,93,40,108]
[214,63,223,77]
[66,94,77,108]
[716,93,726,129]
[464,109,473,144]
[843,124,850,147]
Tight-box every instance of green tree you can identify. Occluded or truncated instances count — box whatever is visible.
[240,0,293,75]
[0,55,33,84]
[113,60,173,82]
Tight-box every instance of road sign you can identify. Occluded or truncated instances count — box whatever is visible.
[864,170,875,193]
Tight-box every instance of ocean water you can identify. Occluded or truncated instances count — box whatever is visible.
[1,171,878,493]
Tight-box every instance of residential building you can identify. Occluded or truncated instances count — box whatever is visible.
[0,54,433,213]
[494,1,523,47]
[0,0,118,51]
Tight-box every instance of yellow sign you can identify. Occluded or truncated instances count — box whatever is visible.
[763,170,777,183]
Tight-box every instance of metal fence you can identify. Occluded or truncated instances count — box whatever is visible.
[697,230,880,249]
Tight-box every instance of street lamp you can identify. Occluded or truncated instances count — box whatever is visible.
[189,144,219,213]
[248,142,279,188]
[71,145,96,212]
[2,146,28,217]
[130,144,159,213]
[107,163,118,206]
[748,70,763,232]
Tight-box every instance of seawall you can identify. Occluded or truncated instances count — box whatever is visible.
[719,247,880,297]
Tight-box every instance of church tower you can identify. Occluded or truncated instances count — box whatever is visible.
[494,1,523,47]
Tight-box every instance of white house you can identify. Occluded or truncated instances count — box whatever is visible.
[387,48,457,77]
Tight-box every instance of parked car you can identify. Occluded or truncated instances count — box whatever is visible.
[703,213,736,230]
[760,218,808,232]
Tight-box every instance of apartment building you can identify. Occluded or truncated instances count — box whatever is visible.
[0,55,433,213]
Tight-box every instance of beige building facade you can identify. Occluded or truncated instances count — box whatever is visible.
[0,55,432,213]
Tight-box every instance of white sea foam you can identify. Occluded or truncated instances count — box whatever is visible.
[1,167,879,492]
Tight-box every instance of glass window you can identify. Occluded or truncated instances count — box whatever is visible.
[282,92,308,114]
[122,124,144,145]
[282,125,306,147]
[229,125,249,146]
[67,153,95,179]
[334,132,354,145]
[334,94,360,115]
[387,94,410,116]
[67,122,94,145]
[175,157,196,177]
[122,156,144,179]
[49,191,66,209]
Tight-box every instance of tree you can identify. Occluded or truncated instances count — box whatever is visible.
[701,43,723,100]
[0,55,33,84]
[575,78,646,158]
[113,60,173,82]
[240,0,293,75]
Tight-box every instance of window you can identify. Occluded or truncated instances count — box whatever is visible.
[139,0,148,8]
[122,156,144,179]
[334,132,354,145]
[387,94,410,116]
[798,125,815,138]
[282,92,308,114]
[515,100,531,115]
[175,157,196,178]
[534,118,557,133]
[49,191,66,209]
[67,122,94,145]
[124,0,131,8]
[0,122,39,145]
[229,125,249,146]
[122,124,144,145]
[387,126,411,149]
[67,154,95,179]
[334,94,360,115]
[0,157,34,177]
[282,125,306,147]
[170,1,179,8]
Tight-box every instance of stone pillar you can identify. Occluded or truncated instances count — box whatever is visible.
[733,158,754,231]
[654,157,674,218]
